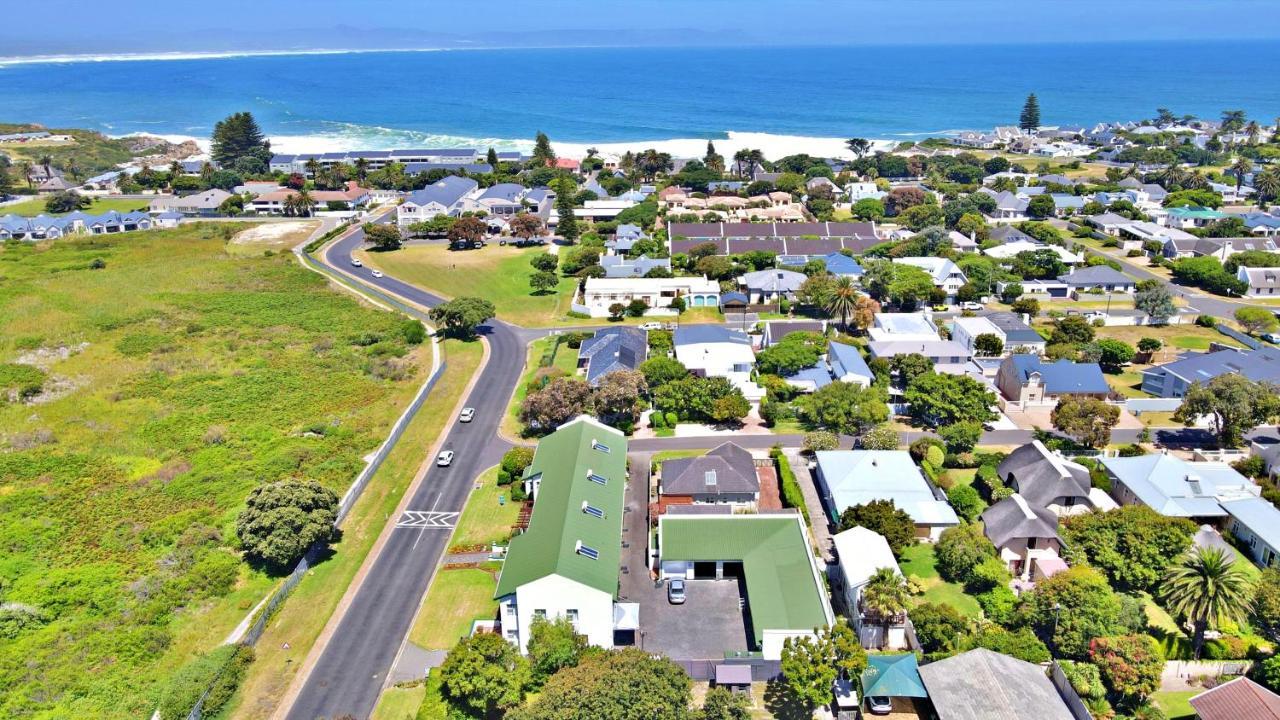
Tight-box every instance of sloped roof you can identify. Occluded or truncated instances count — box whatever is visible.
[494,417,627,598]
[1146,346,1280,386]
[829,342,873,381]
[661,442,759,496]
[815,451,959,526]
[1190,677,1280,720]
[1101,453,1254,518]
[1057,265,1135,286]
[578,327,647,386]
[742,269,806,293]
[861,654,928,698]
[658,514,830,641]
[981,494,1060,548]
[997,441,1092,508]
[918,648,1074,720]
[405,175,477,208]
[832,526,901,588]
[1007,355,1110,394]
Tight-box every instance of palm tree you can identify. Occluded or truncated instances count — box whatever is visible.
[295,189,315,217]
[67,161,81,183]
[200,162,215,183]
[1159,164,1188,189]
[354,157,369,183]
[1254,166,1280,205]
[732,149,752,178]
[18,161,33,189]
[1232,156,1253,192]
[38,154,52,180]
[281,193,299,217]
[861,567,913,648]
[1161,546,1253,659]
[824,276,859,328]
[1221,109,1247,133]
[1247,121,1262,146]
[304,157,320,179]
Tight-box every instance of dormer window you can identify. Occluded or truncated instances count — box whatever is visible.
[592,440,611,454]
[575,540,599,560]
[587,472,608,486]
[582,501,605,519]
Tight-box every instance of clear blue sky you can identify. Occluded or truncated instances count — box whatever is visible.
[5,0,1280,56]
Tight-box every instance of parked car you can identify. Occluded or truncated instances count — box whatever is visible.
[436,450,454,467]
[459,407,475,423]
[371,270,384,278]
[667,578,686,605]
[866,696,893,715]
[638,322,664,331]
[960,301,983,311]
[1263,333,1280,344]
[351,258,363,267]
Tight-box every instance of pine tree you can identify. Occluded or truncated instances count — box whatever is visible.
[532,131,555,167]
[210,111,271,167]
[487,146,499,167]
[1019,93,1041,132]
[554,178,579,242]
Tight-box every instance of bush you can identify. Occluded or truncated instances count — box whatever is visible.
[975,585,1017,623]
[936,523,995,584]
[1196,314,1217,328]
[909,436,945,462]
[947,485,985,522]
[157,644,254,720]
[1202,635,1250,660]
[665,411,678,427]
[803,430,839,453]
[499,446,535,485]
[771,447,809,523]
[938,421,983,454]
[235,480,339,568]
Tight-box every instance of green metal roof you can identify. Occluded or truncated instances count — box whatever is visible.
[861,654,928,698]
[658,515,829,643]
[494,418,628,598]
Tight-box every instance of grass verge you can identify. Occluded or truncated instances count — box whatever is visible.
[450,468,521,550]
[502,335,578,439]
[407,563,502,651]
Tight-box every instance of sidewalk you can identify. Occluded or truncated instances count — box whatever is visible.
[784,448,835,562]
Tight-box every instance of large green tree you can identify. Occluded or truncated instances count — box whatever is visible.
[440,631,531,719]
[1060,505,1194,592]
[235,480,338,568]
[511,649,689,720]
[904,372,997,427]
[1174,374,1280,447]
[526,616,590,686]
[1161,546,1254,659]
[1088,635,1163,706]
[839,499,915,556]
[1051,396,1121,448]
[210,111,271,169]
[429,297,495,339]
[1020,93,1042,132]
[1017,566,1139,659]
[798,381,890,435]
[1134,280,1176,325]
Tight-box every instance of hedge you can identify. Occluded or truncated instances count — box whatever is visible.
[770,446,810,523]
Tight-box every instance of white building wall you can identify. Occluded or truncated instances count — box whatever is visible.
[512,575,615,654]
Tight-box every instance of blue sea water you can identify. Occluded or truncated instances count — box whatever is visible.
[1,41,1278,152]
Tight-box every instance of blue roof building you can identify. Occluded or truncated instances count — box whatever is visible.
[822,252,864,277]
[577,327,648,386]
[997,355,1110,408]
[1104,453,1259,520]
[1142,346,1280,398]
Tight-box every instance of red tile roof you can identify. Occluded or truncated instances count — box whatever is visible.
[1190,677,1280,720]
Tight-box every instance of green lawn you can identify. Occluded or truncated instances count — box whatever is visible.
[898,544,981,616]
[2,195,152,216]
[358,243,578,327]
[502,335,580,438]
[1153,690,1198,720]
[1091,323,1244,351]
[0,225,433,719]
[943,468,977,488]
[408,564,502,651]
[450,467,522,550]
[371,684,427,720]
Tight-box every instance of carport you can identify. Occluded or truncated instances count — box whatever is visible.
[860,654,928,714]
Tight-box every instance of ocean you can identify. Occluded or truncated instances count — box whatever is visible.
[2,41,1278,158]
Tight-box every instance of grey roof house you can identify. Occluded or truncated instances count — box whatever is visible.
[739,269,807,303]
[918,648,1077,720]
[981,494,1066,581]
[576,327,647,386]
[998,440,1097,515]
[1103,452,1260,520]
[600,254,671,279]
[1056,266,1137,293]
[1141,346,1280,398]
[659,442,760,507]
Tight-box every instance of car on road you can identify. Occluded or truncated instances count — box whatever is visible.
[638,322,664,331]
[960,301,983,311]
[667,578,686,604]
[1265,333,1280,344]
[459,407,476,423]
[351,258,363,267]
[436,450,454,467]
[371,270,384,278]
[866,696,893,715]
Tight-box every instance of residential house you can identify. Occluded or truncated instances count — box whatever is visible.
[667,221,880,257]
[148,189,234,217]
[821,252,865,278]
[783,341,875,393]
[981,494,1066,581]
[947,230,979,253]
[998,441,1111,516]
[673,325,763,401]
[655,513,833,660]
[0,210,155,240]
[950,312,1045,356]
[1056,265,1137,294]
[984,240,1084,265]
[986,190,1029,221]
[1103,452,1260,522]
[996,355,1110,409]
[918,649,1077,720]
[739,269,807,304]
[659,443,760,510]
[600,254,671,279]
[830,527,908,649]
[494,417,628,653]
[761,320,825,348]
[1086,212,1138,236]
[814,450,960,541]
[576,327,647,387]
[1239,266,1280,297]
[606,223,647,254]
[152,211,183,228]
[1165,205,1226,229]
[989,225,1035,244]
[1235,211,1280,238]
[1047,193,1087,216]
[1003,278,1072,298]
[1140,346,1280,398]
[396,176,479,227]
[806,176,840,195]
[250,181,370,214]
[1221,498,1280,567]
[894,257,967,302]
[580,276,719,318]
[867,338,973,374]
[844,181,886,201]
[1189,677,1280,720]
[867,312,940,342]
[1120,221,1195,249]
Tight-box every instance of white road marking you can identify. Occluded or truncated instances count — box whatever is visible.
[409,495,448,549]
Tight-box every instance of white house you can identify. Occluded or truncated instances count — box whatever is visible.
[494,417,632,654]
[815,450,959,541]
[831,527,908,649]
[950,312,1045,356]
[1237,266,1280,297]
[893,257,967,302]
[674,325,764,401]
[867,312,940,343]
[579,276,719,318]
[396,176,479,227]
[983,240,1084,265]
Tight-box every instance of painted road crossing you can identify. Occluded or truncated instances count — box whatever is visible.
[395,511,459,529]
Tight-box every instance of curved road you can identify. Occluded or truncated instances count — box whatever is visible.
[285,226,533,720]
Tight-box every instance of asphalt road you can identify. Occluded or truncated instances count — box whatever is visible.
[284,226,529,720]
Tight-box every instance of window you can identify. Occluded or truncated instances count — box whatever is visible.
[582,502,605,519]
[592,440,611,454]
[587,472,608,486]
[566,609,579,627]
[534,609,547,619]
[576,541,599,560]
[705,471,717,487]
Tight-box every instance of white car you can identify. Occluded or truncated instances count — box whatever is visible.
[459,407,476,423]
[351,258,363,267]
[638,322,664,331]
[960,301,983,311]
[866,696,893,715]
[371,270,384,279]
[1264,333,1280,344]
[436,450,454,467]
[667,578,686,605]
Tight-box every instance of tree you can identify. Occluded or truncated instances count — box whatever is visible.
[936,523,996,584]
[235,480,338,568]
[639,357,687,388]
[1010,296,1040,317]
[911,602,969,654]
[429,297,495,339]
[851,294,880,331]
[1134,280,1176,324]
[509,213,545,241]
[448,215,487,247]
[625,298,649,318]
[521,377,592,430]
[799,381,890,435]
[1020,93,1042,132]
[698,686,750,720]
[1137,337,1163,354]
[851,197,885,220]
[884,186,930,216]
[531,131,555,167]
[1161,546,1254,659]
[757,332,825,375]
[1012,249,1067,280]
[839,499,915,556]
[710,393,751,424]
[780,634,839,711]
[947,484,984,522]
[824,276,860,327]
[1051,396,1121,448]
[904,372,997,427]
[1254,568,1280,645]
[529,270,559,295]
[526,616,589,685]
[1000,282,1025,304]
[440,631,530,718]
[43,190,90,214]
[513,649,689,720]
[845,137,872,160]
[210,111,271,168]
[1027,194,1056,219]
[1060,506,1194,593]
[890,353,933,387]
[803,430,839,453]
[498,446,535,485]
[1050,315,1096,345]
[1089,635,1163,705]
[863,567,914,646]
[1096,338,1136,370]
[1174,374,1280,447]
[938,420,983,454]
[962,626,1051,664]
[861,423,899,451]
[885,264,936,309]
[900,203,945,230]
[1236,307,1280,335]
[593,370,648,424]
[363,222,402,251]
[529,252,558,272]
[973,333,1004,357]
[1018,566,1136,659]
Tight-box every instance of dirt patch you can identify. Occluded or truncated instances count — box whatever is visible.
[16,342,89,369]
[229,221,320,255]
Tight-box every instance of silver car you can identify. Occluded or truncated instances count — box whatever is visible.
[436,450,454,467]
[867,696,893,715]
[667,578,686,604]
[459,407,476,423]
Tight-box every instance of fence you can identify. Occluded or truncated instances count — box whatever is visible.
[1217,323,1264,350]
[673,657,783,682]
[182,241,448,719]
[1049,662,1094,720]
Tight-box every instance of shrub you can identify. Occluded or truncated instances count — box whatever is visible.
[976,585,1017,624]
[803,430,839,453]
[909,436,945,462]
[157,644,255,720]
[938,421,983,454]
[947,485,985,522]
[499,446,535,485]
[925,445,945,471]
[1202,636,1249,660]
[1196,314,1217,328]
[665,411,678,427]
[936,523,995,584]
[235,480,339,568]
[771,447,809,523]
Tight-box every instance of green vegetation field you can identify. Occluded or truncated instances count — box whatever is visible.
[1,195,151,217]
[503,335,580,437]
[0,225,429,718]
[451,468,521,549]
[899,543,981,616]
